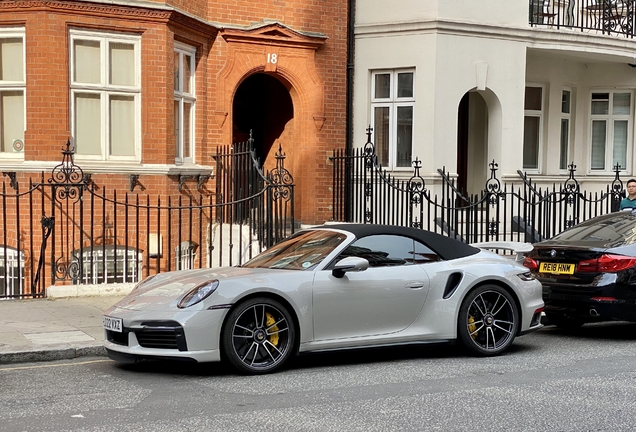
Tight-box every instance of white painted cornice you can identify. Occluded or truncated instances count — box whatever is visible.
[356,19,636,62]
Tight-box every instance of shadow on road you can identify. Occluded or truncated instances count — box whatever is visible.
[112,340,542,377]
[540,320,636,340]
[292,342,463,370]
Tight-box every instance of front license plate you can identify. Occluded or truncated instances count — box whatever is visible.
[103,316,123,333]
[539,262,575,275]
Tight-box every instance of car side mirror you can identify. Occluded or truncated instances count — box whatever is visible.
[332,256,369,278]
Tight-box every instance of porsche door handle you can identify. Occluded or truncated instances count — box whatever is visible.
[405,282,425,289]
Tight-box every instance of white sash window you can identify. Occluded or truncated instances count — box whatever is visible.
[370,69,415,169]
[0,28,25,158]
[174,43,196,164]
[590,91,632,173]
[70,30,141,162]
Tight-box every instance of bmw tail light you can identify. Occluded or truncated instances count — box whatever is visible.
[577,254,636,273]
[523,257,539,271]
[590,297,619,303]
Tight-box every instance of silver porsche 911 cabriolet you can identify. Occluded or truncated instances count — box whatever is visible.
[103,224,544,374]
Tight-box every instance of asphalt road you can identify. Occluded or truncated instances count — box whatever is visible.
[1,322,636,432]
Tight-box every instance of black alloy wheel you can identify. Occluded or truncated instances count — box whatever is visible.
[458,285,519,356]
[222,297,296,374]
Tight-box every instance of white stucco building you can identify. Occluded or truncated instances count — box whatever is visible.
[353,0,636,196]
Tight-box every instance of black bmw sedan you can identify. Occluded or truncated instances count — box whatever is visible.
[523,211,636,329]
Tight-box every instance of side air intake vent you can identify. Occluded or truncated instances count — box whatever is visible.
[443,272,463,299]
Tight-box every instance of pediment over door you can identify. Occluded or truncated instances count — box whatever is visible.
[220,22,327,50]
[215,20,327,142]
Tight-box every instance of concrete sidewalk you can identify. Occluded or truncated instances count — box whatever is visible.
[0,295,125,364]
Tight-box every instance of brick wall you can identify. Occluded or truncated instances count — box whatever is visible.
[0,0,347,292]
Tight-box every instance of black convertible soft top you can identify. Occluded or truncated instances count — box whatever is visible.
[316,223,480,261]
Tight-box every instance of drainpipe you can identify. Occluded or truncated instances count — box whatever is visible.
[346,0,355,153]
[344,0,355,221]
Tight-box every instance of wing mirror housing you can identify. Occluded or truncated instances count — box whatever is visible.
[332,256,369,278]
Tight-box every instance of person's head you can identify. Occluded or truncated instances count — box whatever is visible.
[627,179,636,196]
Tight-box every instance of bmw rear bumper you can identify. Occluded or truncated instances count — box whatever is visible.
[544,285,636,322]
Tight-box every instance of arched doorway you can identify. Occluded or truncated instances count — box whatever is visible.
[217,23,328,224]
[457,91,489,197]
[232,73,294,169]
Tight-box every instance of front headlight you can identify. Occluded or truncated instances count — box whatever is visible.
[178,280,219,308]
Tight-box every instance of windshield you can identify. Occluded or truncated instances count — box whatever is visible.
[242,230,348,270]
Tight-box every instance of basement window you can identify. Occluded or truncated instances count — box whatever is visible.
[0,246,24,296]
[72,245,142,284]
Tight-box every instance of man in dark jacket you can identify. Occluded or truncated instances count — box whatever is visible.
[620,179,636,210]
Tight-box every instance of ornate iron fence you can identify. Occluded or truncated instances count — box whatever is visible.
[331,128,625,244]
[529,0,635,37]
[0,138,294,299]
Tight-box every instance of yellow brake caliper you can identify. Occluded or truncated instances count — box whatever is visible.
[265,312,279,346]
[468,315,477,339]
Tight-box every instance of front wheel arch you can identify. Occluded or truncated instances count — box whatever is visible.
[220,293,300,371]
[224,292,301,348]
[458,281,523,336]
[457,282,521,356]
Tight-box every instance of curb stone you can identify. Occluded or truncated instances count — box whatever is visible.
[0,342,107,364]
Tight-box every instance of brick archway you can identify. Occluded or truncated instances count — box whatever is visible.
[217,22,327,224]
[232,73,294,172]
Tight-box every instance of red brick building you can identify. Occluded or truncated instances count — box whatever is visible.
[0,0,347,223]
[0,0,348,296]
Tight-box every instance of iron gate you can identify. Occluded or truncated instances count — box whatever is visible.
[0,137,294,299]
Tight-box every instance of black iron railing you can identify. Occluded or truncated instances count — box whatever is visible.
[331,128,626,244]
[0,138,294,299]
[530,0,635,37]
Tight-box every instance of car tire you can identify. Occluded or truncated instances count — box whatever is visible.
[221,297,296,374]
[458,284,519,356]
[545,312,585,330]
